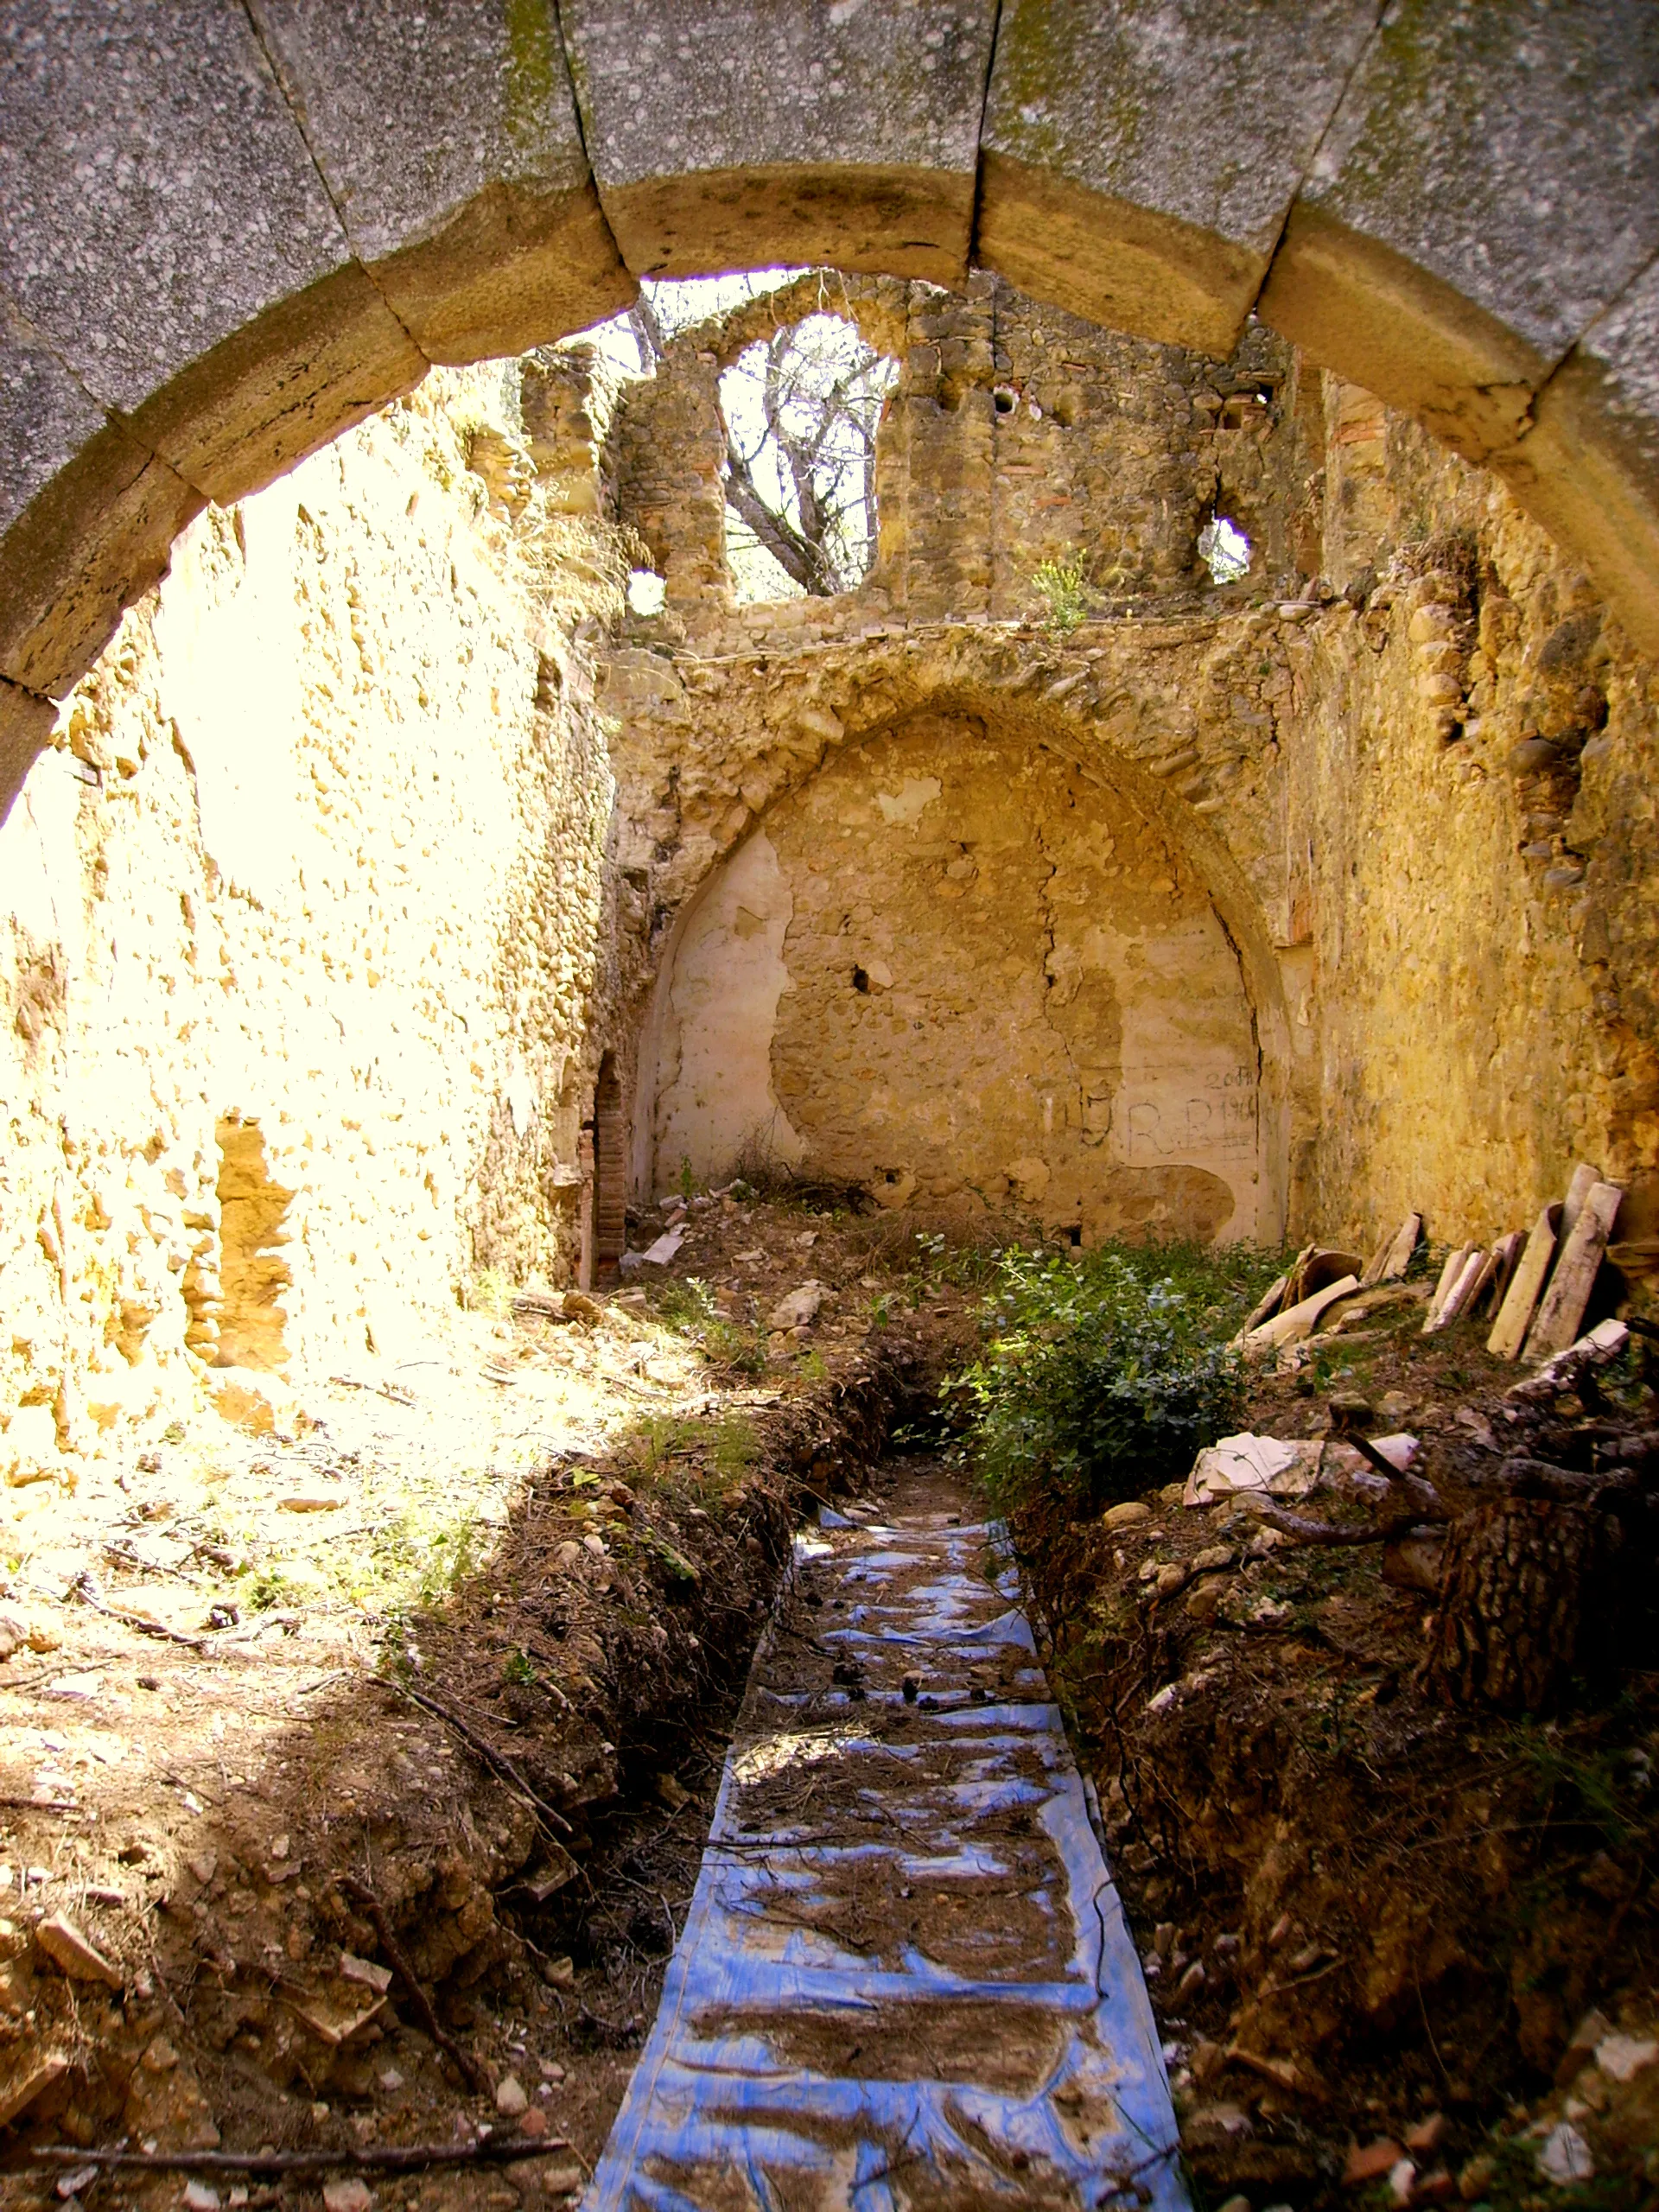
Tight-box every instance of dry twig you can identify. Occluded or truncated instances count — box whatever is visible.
[390,1678,572,1834]
[338,1875,489,2095]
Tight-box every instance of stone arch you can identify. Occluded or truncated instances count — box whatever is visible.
[635,683,1294,1243]
[3,4,1656,823]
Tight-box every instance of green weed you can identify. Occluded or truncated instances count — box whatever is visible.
[954,1238,1283,1518]
[467,1266,512,1316]
[1031,550,1090,632]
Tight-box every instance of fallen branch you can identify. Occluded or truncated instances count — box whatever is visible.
[338,1876,489,2096]
[390,1679,572,1835]
[327,1371,418,1407]
[27,2139,567,2178]
[67,1572,206,1651]
[1252,1504,1424,1550]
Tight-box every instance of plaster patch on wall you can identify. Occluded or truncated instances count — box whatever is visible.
[874,774,942,826]
[654,830,805,1185]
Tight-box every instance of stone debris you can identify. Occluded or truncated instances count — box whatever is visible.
[1537,2121,1595,2183]
[0,2052,69,2129]
[495,2072,529,2115]
[1595,2032,1658,2083]
[1185,1432,1315,1504]
[1344,2137,1406,2185]
[321,2183,372,2212]
[35,1912,124,1988]
[766,1281,827,1331]
[339,1949,393,1993]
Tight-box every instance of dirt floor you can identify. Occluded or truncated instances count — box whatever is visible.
[5,1194,1656,2210]
[0,1191,952,2209]
[1001,1277,1659,2212]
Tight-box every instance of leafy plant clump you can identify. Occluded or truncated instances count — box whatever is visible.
[954,1239,1281,1518]
[1031,550,1090,632]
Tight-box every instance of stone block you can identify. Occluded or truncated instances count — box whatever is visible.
[0,1,425,505]
[210,1366,296,1437]
[559,0,997,284]
[1258,0,1659,461]
[1494,258,1659,660]
[0,674,56,823]
[977,0,1376,354]
[248,0,632,363]
[0,298,203,698]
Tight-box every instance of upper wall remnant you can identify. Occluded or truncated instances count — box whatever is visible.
[606,271,1312,642]
[3,0,1657,837]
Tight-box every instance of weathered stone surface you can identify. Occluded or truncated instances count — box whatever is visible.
[1,361,615,1448]
[654,717,1264,1242]
[559,0,997,283]
[1259,0,1659,461]
[0,1,424,504]
[977,0,1376,353]
[0,412,202,697]
[248,0,632,363]
[1497,257,1659,658]
[0,296,203,699]
[0,674,56,820]
[0,295,106,539]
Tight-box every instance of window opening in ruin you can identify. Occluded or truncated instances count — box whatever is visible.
[717,315,899,602]
[1219,385,1275,429]
[593,1054,626,1281]
[212,1116,295,1371]
[1198,514,1253,584]
[626,568,666,617]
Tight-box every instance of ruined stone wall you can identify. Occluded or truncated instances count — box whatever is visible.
[652,709,1263,1243]
[606,272,1300,647]
[605,619,1299,1243]
[599,282,1658,1276]
[1286,380,1659,1260]
[0,365,617,1480]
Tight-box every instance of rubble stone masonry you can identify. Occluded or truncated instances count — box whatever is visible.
[3,274,1656,1478]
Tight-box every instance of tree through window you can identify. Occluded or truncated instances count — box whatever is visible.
[716,316,898,601]
[584,274,899,605]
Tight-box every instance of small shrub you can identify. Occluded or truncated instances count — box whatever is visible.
[657,1277,721,1333]
[710,1413,757,1483]
[1031,550,1090,632]
[655,1277,766,1376]
[954,1239,1282,1519]
[466,1266,512,1316]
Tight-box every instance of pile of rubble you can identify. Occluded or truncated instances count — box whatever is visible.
[1232,1160,1643,1378]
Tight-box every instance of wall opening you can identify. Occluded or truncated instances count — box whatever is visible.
[213,1116,296,1372]
[593,1054,627,1281]
[1198,514,1253,583]
[717,314,899,602]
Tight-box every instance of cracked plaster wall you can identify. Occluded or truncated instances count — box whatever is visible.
[654,712,1262,1242]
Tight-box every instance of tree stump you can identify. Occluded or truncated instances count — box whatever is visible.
[1421,1497,1625,1711]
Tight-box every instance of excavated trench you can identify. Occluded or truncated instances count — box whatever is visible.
[585,1460,1179,2212]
